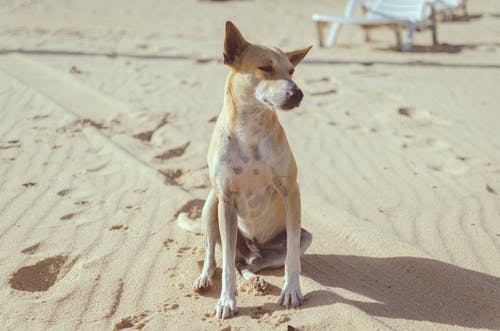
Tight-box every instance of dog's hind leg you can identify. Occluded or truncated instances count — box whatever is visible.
[193,190,219,292]
[261,228,312,269]
[238,228,312,292]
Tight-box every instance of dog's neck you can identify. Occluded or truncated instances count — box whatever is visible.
[222,71,278,145]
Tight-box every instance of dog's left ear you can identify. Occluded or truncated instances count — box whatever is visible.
[224,21,249,66]
[286,46,312,66]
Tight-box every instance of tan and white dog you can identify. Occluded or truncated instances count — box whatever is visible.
[193,21,313,319]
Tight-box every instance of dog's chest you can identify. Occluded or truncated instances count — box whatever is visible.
[210,125,290,242]
[226,153,274,193]
[222,143,283,229]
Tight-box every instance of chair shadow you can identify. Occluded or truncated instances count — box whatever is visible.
[407,43,479,53]
[377,41,500,54]
[443,14,483,22]
[301,254,500,330]
[377,43,480,54]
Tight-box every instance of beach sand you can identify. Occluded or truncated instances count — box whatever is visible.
[1,0,499,330]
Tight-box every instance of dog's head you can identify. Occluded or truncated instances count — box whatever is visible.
[223,21,311,111]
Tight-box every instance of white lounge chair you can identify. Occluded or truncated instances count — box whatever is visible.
[312,0,438,51]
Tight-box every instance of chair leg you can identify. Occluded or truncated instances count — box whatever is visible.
[404,24,416,51]
[431,23,438,46]
[446,9,453,21]
[430,6,438,45]
[325,23,341,47]
[395,25,403,51]
[364,28,371,42]
[316,22,325,47]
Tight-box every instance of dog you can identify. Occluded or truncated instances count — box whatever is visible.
[193,21,313,319]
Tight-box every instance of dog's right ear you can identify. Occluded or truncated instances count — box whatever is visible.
[224,21,249,66]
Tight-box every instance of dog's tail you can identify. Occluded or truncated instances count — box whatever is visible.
[176,212,203,235]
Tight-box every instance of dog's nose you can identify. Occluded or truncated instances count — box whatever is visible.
[283,87,303,110]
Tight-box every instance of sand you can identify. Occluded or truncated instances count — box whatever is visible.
[0,0,499,330]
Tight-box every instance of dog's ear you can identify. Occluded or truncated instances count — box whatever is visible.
[224,21,249,66]
[286,46,312,66]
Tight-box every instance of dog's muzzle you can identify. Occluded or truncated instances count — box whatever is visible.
[281,86,304,110]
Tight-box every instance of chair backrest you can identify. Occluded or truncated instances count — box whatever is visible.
[431,0,463,11]
[365,0,429,22]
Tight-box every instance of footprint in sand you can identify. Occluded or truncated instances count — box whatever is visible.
[125,205,141,213]
[176,246,199,257]
[0,140,21,150]
[405,137,451,152]
[161,167,209,190]
[163,238,199,257]
[21,243,41,255]
[174,199,205,220]
[132,113,170,143]
[109,225,129,231]
[163,238,176,249]
[86,163,107,173]
[69,66,82,74]
[133,188,148,194]
[398,107,433,124]
[31,114,50,120]
[114,310,152,330]
[250,306,272,320]
[154,142,190,161]
[159,302,179,313]
[427,158,469,175]
[397,107,451,126]
[10,255,67,292]
[60,212,79,221]
[159,169,183,186]
[57,118,106,137]
[486,184,497,195]
[57,188,72,196]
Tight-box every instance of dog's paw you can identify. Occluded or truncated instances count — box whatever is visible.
[193,274,211,293]
[278,283,303,308]
[213,293,238,319]
[249,276,268,293]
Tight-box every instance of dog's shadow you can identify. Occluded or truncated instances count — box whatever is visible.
[300,254,500,330]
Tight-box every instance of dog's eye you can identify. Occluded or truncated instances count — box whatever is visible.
[289,69,295,75]
[258,65,273,73]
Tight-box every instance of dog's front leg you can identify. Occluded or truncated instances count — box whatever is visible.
[193,190,219,292]
[277,181,304,308]
[214,191,238,319]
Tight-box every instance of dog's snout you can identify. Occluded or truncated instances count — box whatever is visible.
[282,86,303,110]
